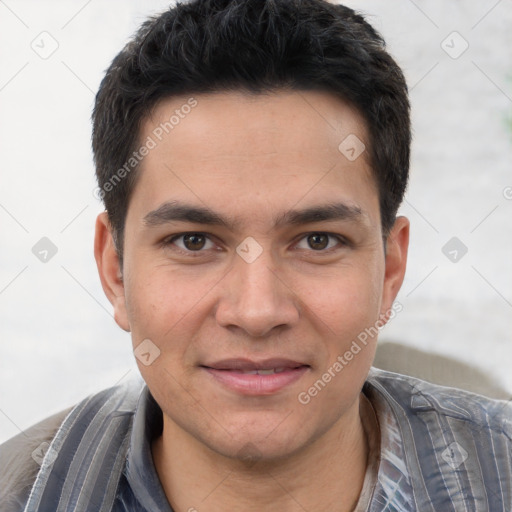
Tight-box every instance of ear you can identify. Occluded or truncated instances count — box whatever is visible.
[380,216,409,320]
[94,212,131,332]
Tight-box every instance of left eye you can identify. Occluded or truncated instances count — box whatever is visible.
[295,233,343,251]
[170,233,215,251]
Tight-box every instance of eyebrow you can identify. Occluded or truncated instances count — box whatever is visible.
[143,200,365,231]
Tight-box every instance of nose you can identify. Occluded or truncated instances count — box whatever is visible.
[215,249,300,338]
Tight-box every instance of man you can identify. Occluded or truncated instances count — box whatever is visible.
[1,0,511,510]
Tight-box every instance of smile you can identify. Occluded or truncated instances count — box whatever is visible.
[231,368,287,375]
[201,358,310,395]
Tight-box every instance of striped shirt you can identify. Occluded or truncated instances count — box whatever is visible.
[19,368,512,511]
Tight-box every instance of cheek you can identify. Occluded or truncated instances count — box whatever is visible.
[123,269,211,405]
[294,266,382,423]
[124,265,216,353]
[301,262,384,341]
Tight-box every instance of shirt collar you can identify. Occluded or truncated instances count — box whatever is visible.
[363,368,415,511]
[125,385,173,512]
[123,370,414,512]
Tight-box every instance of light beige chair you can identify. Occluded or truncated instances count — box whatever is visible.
[374,341,510,400]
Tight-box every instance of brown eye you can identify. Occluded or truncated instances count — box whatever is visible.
[165,233,215,253]
[183,233,206,250]
[307,233,329,250]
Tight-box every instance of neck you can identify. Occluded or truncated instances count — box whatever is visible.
[152,394,371,512]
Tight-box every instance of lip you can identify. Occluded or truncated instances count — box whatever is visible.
[203,358,307,371]
[201,358,310,395]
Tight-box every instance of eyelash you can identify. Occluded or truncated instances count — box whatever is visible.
[162,232,350,255]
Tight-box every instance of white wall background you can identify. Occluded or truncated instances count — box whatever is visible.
[1,0,511,444]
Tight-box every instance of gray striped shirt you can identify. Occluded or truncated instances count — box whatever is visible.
[20,368,512,511]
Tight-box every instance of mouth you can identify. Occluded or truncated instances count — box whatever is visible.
[200,358,310,395]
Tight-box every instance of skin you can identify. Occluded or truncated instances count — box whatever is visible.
[95,90,409,511]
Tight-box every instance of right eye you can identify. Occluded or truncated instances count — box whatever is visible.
[165,233,215,252]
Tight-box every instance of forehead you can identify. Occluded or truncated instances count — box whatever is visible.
[128,90,379,230]
[143,90,369,163]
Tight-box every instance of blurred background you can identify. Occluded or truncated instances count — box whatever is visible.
[1,0,511,443]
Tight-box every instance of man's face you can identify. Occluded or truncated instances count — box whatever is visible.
[96,90,408,460]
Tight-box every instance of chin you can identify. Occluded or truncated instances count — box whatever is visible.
[197,416,314,464]
[214,436,304,464]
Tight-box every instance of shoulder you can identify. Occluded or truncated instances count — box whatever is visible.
[0,377,145,512]
[364,368,512,511]
[366,366,512,432]
[366,367,512,508]
[0,407,72,512]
